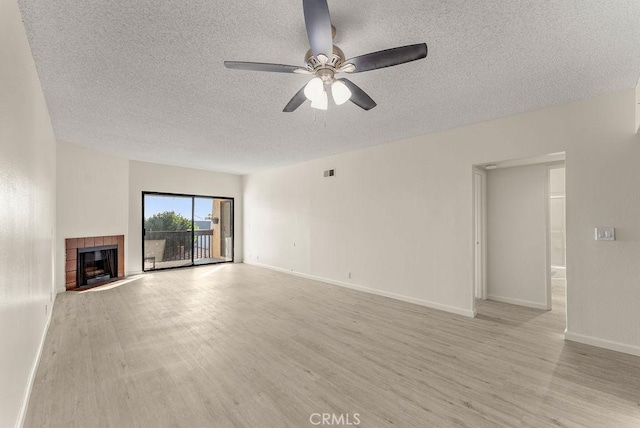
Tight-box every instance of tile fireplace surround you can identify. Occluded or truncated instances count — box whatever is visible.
[65,235,125,290]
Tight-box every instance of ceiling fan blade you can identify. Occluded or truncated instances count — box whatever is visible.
[224,61,307,74]
[338,79,376,110]
[303,0,333,57]
[344,43,427,73]
[283,85,308,112]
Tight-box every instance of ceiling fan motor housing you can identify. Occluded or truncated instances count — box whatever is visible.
[305,45,346,75]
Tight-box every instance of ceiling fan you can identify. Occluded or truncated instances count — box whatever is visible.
[224,0,428,112]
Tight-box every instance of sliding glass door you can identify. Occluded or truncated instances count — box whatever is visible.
[143,192,234,271]
[193,196,214,265]
[193,197,234,265]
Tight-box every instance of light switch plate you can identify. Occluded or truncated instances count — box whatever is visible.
[595,227,615,241]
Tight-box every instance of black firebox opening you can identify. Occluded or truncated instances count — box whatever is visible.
[77,245,118,287]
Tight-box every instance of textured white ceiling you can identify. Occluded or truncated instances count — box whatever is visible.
[18,1,640,174]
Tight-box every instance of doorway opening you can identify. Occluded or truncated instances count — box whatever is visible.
[142,192,234,271]
[548,165,566,316]
[472,153,567,332]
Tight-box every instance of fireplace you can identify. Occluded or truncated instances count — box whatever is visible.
[78,245,118,287]
[65,235,125,290]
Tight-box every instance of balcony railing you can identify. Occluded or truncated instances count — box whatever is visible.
[144,229,214,262]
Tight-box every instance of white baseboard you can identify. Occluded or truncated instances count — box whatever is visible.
[17,293,56,428]
[565,330,640,357]
[486,294,549,310]
[244,261,475,318]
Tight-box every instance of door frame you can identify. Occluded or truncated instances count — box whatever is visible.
[141,191,235,272]
[472,167,487,305]
[473,155,567,322]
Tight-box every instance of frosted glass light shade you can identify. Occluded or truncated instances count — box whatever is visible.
[304,77,324,101]
[310,90,328,110]
[331,80,352,105]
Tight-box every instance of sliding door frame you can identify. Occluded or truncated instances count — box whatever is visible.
[142,191,234,272]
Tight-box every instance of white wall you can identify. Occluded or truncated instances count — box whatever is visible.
[128,160,243,273]
[0,0,57,426]
[486,164,549,309]
[244,89,640,356]
[56,140,130,291]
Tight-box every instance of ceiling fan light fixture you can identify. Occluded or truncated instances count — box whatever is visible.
[310,90,328,110]
[224,0,428,112]
[331,80,351,105]
[304,77,324,101]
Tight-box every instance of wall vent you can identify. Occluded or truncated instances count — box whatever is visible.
[323,169,335,178]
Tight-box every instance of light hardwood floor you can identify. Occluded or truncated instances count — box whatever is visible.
[26,265,640,427]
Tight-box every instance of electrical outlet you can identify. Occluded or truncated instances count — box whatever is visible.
[348,272,352,279]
